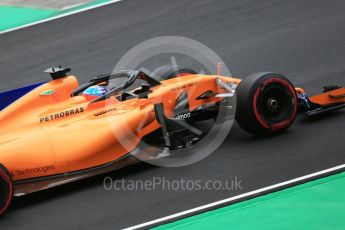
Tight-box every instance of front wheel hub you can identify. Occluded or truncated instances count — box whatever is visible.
[267,98,279,112]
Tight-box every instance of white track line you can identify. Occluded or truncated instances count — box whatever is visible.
[0,0,123,35]
[123,163,345,230]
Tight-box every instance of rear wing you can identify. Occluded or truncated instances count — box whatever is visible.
[0,82,45,111]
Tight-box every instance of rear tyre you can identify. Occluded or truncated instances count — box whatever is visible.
[152,65,196,81]
[0,164,13,216]
[236,72,298,136]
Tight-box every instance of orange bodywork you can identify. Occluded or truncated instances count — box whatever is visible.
[0,74,240,183]
[296,86,345,106]
[309,87,345,106]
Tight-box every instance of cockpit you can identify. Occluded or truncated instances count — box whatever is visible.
[71,70,161,102]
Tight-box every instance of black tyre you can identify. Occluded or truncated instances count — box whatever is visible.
[152,65,196,81]
[236,72,298,136]
[0,164,13,216]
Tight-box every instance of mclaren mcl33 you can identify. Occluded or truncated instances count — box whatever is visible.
[0,65,344,214]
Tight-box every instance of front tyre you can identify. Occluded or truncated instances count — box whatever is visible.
[236,72,298,136]
[0,164,13,216]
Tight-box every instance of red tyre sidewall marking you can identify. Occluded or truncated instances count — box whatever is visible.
[253,78,297,131]
[0,170,12,215]
[175,73,191,77]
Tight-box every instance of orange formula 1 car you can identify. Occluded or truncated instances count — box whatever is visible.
[0,65,344,214]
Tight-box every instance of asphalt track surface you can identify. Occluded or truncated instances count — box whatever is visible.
[1,0,345,229]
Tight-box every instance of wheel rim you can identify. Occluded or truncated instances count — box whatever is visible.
[0,170,12,215]
[253,78,297,130]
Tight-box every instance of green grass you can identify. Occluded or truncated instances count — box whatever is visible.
[0,0,116,31]
[155,172,345,230]
[0,6,58,31]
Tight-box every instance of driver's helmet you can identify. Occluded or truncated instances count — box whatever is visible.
[82,85,107,101]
